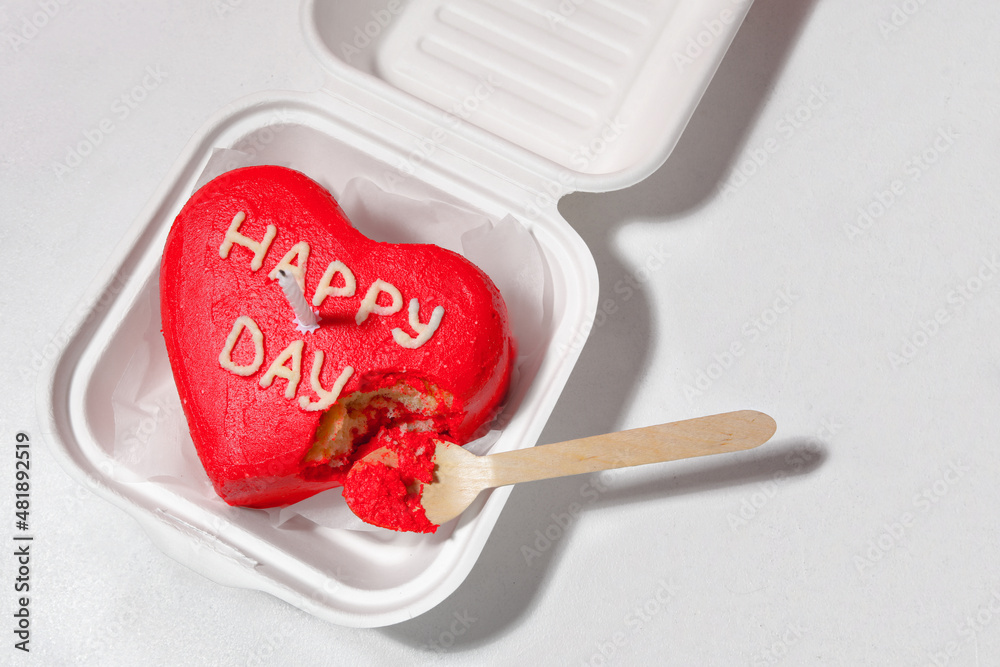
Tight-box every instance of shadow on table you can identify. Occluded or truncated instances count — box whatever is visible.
[380,0,820,652]
[381,438,826,652]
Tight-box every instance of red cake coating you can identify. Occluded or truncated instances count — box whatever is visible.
[342,430,439,534]
[160,165,513,507]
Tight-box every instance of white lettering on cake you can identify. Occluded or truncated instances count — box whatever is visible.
[299,351,354,411]
[218,211,277,271]
[218,315,265,376]
[393,298,445,349]
[216,216,454,411]
[355,279,403,325]
[259,339,304,399]
[313,260,357,306]
[268,241,311,291]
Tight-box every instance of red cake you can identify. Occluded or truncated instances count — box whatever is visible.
[160,165,513,508]
[342,429,440,534]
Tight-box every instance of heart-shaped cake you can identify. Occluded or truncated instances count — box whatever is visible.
[160,165,513,508]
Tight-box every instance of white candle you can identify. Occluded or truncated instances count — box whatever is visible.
[276,270,319,333]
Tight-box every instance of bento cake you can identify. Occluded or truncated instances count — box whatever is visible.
[160,165,513,508]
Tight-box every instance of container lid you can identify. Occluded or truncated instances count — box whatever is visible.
[303,0,754,194]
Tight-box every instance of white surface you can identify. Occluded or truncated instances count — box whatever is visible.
[2,0,999,665]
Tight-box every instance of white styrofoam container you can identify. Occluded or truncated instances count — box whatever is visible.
[37,0,753,627]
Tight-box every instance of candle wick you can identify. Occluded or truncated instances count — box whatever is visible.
[276,269,320,333]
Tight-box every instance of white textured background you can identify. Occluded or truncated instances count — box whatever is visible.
[3,0,1000,665]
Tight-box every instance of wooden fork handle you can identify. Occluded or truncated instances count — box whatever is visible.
[485,410,776,488]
